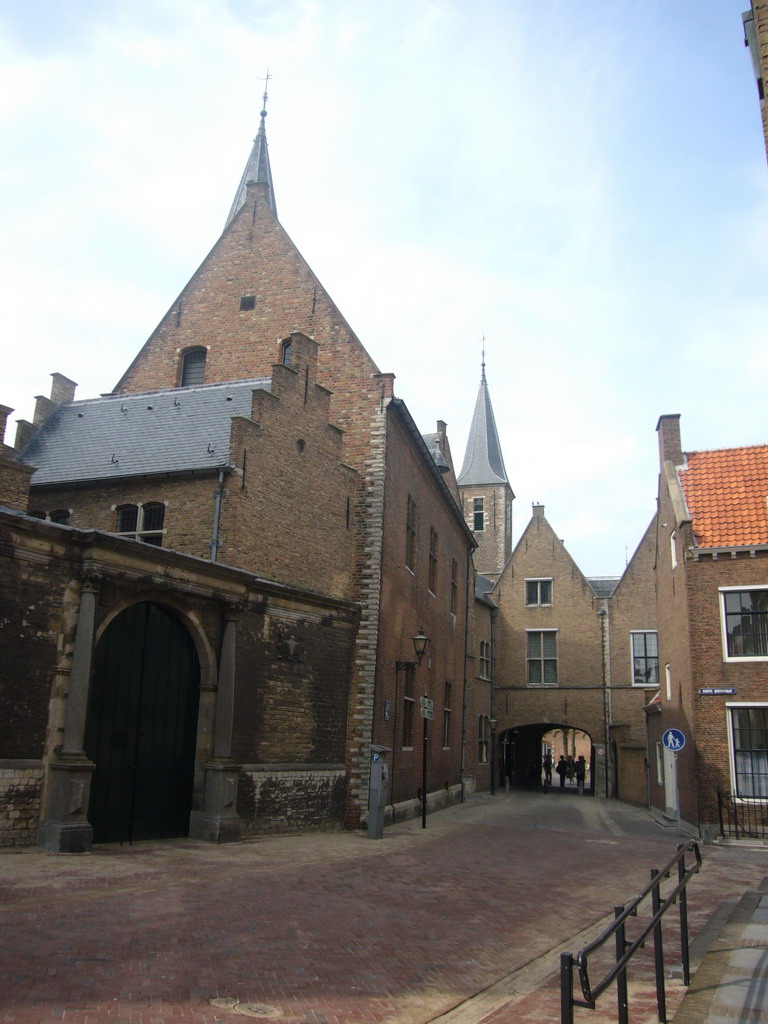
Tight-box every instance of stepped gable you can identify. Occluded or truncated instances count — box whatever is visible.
[677,444,768,548]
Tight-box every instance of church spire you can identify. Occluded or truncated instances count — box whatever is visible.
[457,355,508,486]
[224,72,277,228]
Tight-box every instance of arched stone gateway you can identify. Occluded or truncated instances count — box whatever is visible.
[84,601,201,844]
[498,723,595,794]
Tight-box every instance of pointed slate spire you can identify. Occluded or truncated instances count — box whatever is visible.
[457,355,508,486]
[225,75,277,228]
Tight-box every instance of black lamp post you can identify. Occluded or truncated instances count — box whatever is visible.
[393,629,431,828]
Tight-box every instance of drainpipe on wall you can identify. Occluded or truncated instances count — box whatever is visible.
[490,606,497,796]
[598,603,612,798]
[210,469,225,562]
[459,547,473,802]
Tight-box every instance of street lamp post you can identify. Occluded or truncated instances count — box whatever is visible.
[394,629,431,828]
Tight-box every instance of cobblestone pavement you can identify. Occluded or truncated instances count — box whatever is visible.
[1,791,766,1024]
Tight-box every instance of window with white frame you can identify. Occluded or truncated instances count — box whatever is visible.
[655,742,664,785]
[478,715,490,764]
[479,641,491,679]
[405,495,416,571]
[473,497,485,532]
[442,681,452,747]
[428,528,438,594]
[527,629,557,686]
[728,705,768,798]
[526,578,552,606]
[402,664,415,747]
[721,588,768,660]
[631,631,659,686]
[114,502,166,545]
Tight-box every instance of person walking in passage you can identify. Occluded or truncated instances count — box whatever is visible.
[556,756,568,789]
[575,755,587,794]
[543,753,553,787]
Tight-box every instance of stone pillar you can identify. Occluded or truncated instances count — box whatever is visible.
[38,577,99,853]
[190,610,243,843]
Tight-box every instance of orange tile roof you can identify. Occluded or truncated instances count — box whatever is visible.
[678,445,768,548]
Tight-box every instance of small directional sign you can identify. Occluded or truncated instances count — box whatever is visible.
[420,696,434,711]
[662,728,686,752]
[420,707,434,720]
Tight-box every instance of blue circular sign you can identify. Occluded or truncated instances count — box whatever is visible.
[662,728,686,751]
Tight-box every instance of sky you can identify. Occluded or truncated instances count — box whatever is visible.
[1,0,766,576]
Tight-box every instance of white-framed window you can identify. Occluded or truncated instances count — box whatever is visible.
[405,495,416,571]
[720,587,768,661]
[442,681,452,748]
[478,715,490,764]
[479,641,491,679]
[473,497,485,532]
[631,631,659,686]
[402,665,415,748]
[664,663,672,702]
[670,530,677,569]
[526,578,552,606]
[527,629,557,686]
[114,502,166,546]
[727,703,768,799]
[428,527,438,594]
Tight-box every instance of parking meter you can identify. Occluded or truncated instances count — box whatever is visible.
[367,744,391,840]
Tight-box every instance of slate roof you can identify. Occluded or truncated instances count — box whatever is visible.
[457,368,509,486]
[677,444,768,548]
[18,379,270,487]
[422,433,450,473]
[225,106,277,229]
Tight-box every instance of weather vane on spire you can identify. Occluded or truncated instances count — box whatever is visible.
[481,334,487,383]
[258,69,272,122]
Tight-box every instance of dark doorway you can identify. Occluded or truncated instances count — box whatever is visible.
[85,601,200,843]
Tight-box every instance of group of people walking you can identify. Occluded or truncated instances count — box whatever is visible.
[542,753,588,791]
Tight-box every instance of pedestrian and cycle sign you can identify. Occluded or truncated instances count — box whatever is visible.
[662,728,686,751]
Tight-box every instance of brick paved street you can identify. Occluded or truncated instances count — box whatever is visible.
[1,791,766,1024]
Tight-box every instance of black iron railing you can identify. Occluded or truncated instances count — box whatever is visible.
[560,840,701,1024]
[718,790,768,839]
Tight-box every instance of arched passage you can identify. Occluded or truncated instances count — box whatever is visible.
[498,722,594,794]
[84,601,201,843]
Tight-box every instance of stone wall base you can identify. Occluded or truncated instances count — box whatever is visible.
[0,762,43,848]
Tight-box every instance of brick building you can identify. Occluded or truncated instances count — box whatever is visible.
[648,415,768,837]
[484,505,657,800]
[743,0,768,163]
[0,104,475,850]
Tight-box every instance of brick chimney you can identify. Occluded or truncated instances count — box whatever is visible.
[50,373,77,404]
[0,405,12,448]
[656,414,683,467]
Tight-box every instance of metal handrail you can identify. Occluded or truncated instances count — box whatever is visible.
[561,840,701,1024]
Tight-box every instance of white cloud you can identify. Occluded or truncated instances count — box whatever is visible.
[1,0,766,577]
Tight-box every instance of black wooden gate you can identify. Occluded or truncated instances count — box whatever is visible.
[85,601,200,844]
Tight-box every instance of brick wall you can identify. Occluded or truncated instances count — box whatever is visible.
[371,405,473,810]
[113,186,384,476]
[459,483,512,580]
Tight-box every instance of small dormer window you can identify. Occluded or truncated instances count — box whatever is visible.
[180,347,206,387]
[240,295,256,311]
